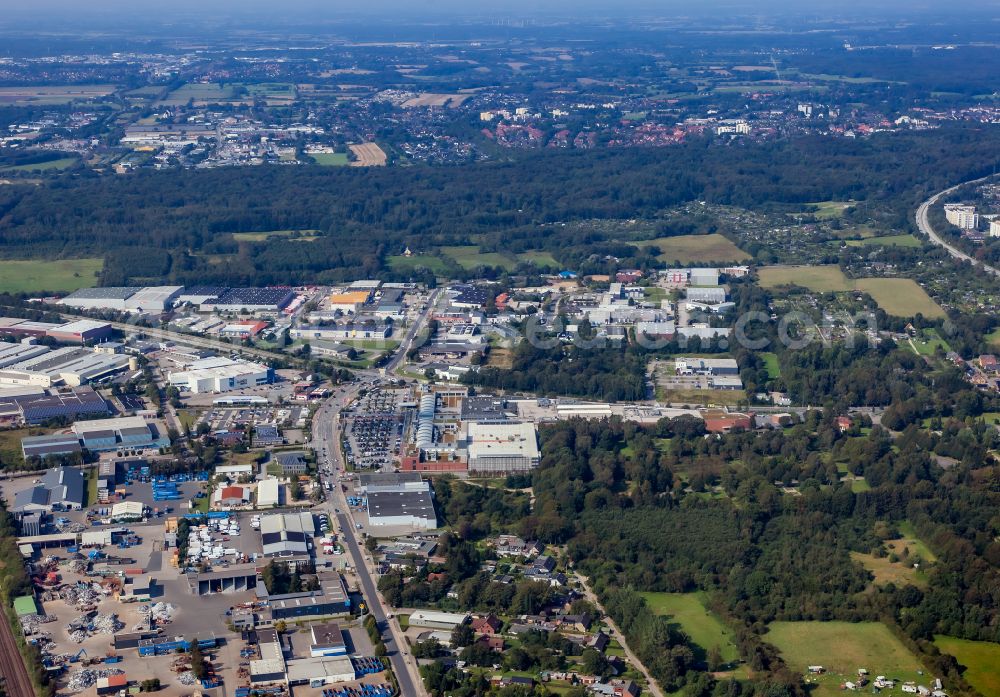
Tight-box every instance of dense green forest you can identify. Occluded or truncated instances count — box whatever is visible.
[1,125,1000,286]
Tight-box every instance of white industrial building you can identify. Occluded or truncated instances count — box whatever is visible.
[674,357,740,376]
[124,286,184,312]
[285,656,355,686]
[260,511,314,557]
[408,610,470,630]
[990,220,1000,238]
[0,347,131,387]
[257,478,282,508]
[59,287,142,311]
[685,287,727,304]
[466,422,540,474]
[168,357,272,394]
[0,342,51,369]
[689,268,720,287]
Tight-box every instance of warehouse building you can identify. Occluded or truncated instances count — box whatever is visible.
[366,490,438,529]
[285,656,355,686]
[260,511,314,557]
[72,416,169,452]
[467,422,540,474]
[0,342,52,369]
[685,287,727,304]
[0,386,109,425]
[0,347,131,387]
[289,323,392,341]
[308,622,347,657]
[408,610,470,631]
[264,572,350,620]
[168,357,273,394]
[21,433,83,460]
[47,319,115,344]
[257,478,283,508]
[175,286,226,306]
[12,466,85,513]
[674,357,739,376]
[59,287,142,311]
[358,472,427,494]
[203,287,295,314]
[123,286,184,313]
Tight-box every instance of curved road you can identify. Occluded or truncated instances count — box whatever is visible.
[915,175,1000,277]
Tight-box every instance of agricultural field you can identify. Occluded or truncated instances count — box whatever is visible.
[0,157,78,173]
[232,229,321,242]
[0,84,115,105]
[311,152,350,166]
[159,82,237,105]
[634,234,751,264]
[639,592,739,665]
[844,234,921,248]
[986,328,1000,350]
[349,142,388,166]
[516,251,560,268]
[934,637,1000,697]
[0,258,103,293]
[759,268,945,319]
[243,83,296,100]
[656,387,747,408]
[757,265,852,292]
[853,279,945,319]
[767,621,925,697]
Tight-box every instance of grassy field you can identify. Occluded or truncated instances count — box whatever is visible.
[758,265,852,292]
[639,592,739,664]
[854,279,945,319]
[160,82,236,104]
[910,328,951,357]
[844,234,921,248]
[232,229,321,242]
[441,245,516,270]
[0,258,103,293]
[0,84,116,105]
[0,428,54,469]
[896,521,937,562]
[850,549,922,587]
[634,234,751,264]
[759,267,945,319]
[311,152,350,166]
[387,254,450,274]
[0,157,78,173]
[767,621,925,697]
[934,637,1000,697]
[807,201,855,219]
[760,352,781,379]
[986,328,1000,350]
[517,250,560,268]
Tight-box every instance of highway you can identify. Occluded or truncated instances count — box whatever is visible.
[915,175,1000,278]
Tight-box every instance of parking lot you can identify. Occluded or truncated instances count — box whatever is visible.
[343,390,405,471]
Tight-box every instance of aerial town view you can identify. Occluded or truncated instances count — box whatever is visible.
[1,1,1000,697]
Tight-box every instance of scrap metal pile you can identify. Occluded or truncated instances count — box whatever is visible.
[66,667,125,693]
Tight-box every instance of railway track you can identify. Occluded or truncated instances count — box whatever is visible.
[0,611,36,697]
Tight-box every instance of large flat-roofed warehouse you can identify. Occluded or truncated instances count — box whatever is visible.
[262,572,350,620]
[466,421,540,474]
[358,472,428,494]
[674,357,739,376]
[175,286,226,306]
[202,287,295,313]
[1,386,110,425]
[72,416,169,452]
[123,286,184,312]
[21,433,83,460]
[0,342,52,368]
[285,656,355,686]
[260,511,314,557]
[0,347,131,387]
[168,357,273,394]
[366,490,438,529]
[59,287,142,311]
[408,610,470,630]
[46,320,114,344]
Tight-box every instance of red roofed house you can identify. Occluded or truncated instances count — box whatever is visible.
[836,416,853,432]
[216,485,249,507]
[979,355,998,372]
[471,614,503,636]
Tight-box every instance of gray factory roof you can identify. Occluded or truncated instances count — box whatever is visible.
[62,287,142,300]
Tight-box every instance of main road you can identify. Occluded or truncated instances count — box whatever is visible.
[915,175,1000,277]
